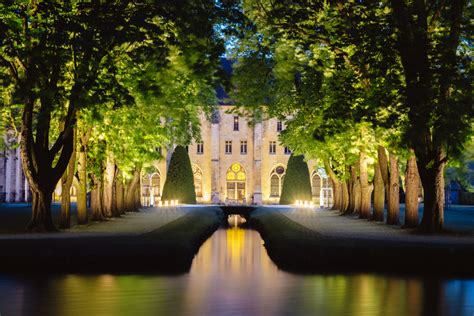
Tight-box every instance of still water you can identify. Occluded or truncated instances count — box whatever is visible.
[0,217,473,316]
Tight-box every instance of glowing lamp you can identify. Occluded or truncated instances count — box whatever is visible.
[158,201,163,207]
[171,200,175,206]
[164,200,169,207]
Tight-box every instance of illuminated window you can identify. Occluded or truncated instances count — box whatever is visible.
[240,140,247,154]
[196,142,204,154]
[269,141,276,154]
[233,116,239,131]
[225,141,232,154]
[151,173,160,197]
[270,165,285,197]
[226,163,246,200]
[277,121,283,132]
[141,170,161,206]
[311,172,322,197]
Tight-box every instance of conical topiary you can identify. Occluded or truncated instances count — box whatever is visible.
[279,153,312,205]
[161,145,197,204]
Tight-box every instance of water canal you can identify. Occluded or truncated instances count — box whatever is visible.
[0,215,473,315]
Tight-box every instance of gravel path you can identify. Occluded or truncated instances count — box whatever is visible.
[270,205,474,244]
[0,205,194,239]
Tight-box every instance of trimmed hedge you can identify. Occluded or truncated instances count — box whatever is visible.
[279,153,312,205]
[161,145,197,204]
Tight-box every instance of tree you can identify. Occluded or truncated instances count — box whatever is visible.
[389,0,473,232]
[0,0,228,230]
[279,154,312,205]
[0,2,153,230]
[161,146,196,204]
[234,0,473,233]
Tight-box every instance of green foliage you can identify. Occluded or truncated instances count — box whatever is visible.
[161,146,196,204]
[279,154,312,205]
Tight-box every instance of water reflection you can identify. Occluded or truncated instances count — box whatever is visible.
[0,226,473,315]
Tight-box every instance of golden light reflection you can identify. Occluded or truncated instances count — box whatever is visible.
[227,227,245,263]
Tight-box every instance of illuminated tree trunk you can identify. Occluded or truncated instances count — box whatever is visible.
[341,180,349,212]
[387,152,399,225]
[324,159,341,211]
[74,149,88,225]
[377,146,389,201]
[359,151,373,219]
[90,175,105,221]
[332,180,342,211]
[103,155,117,217]
[353,179,361,216]
[59,144,76,229]
[404,152,420,227]
[125,169,141,212]
[373,161,385,221]
[345,163,358,215]
[134,182,141,210]
[115,172,125,215]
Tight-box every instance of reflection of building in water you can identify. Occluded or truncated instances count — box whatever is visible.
[140,106,334,206]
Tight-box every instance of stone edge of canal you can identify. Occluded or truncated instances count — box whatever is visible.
[0,207,225,274]
[248,207,474,277]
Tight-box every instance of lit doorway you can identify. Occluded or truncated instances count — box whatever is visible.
[226,163,246,201]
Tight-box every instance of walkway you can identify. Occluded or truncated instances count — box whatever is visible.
[275,204,474,243]
[0,203,189,237]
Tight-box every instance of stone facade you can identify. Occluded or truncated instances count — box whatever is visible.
[0,145,30,203]
[142,106,334,206]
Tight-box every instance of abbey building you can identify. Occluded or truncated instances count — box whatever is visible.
[141,105,334,206]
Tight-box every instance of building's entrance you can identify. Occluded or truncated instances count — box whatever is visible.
[226,163,246,202]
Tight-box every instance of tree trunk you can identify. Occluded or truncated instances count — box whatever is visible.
[419,152,446,233]
[377,146,389,200]
[341,180,349,213]
[359,151,373,219]
[345,163,358,215]
[404,152,420,228]
[387,152,400,225]
[353,179,361,216]
[331,180,342,211]
[125,169,141,212]
[74,149,88,225]
[90,175,106,221]
[373,161,385,221]
[323,159,341,211]
[27,189,56,231]
[134,179,142,210]
[59,134,76,229]
[103,155,117,217]
[74,125,91,225]
[115,173,125,215]
[20,98,75,232]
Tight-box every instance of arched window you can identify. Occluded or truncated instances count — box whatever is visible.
[226,163,246,200]
[270,165,285,197]
[141,174,151,207]
[192,164,203,197]
[151,173,160,197]
[311,171,322,197]
[141,168,161,206]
